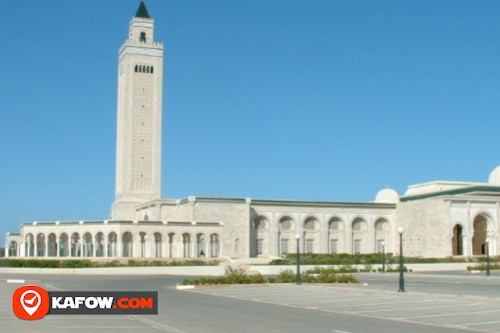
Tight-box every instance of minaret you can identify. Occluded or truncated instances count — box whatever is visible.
[112,1,164,220]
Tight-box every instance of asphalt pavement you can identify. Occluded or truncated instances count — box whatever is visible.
[1,271,500,333]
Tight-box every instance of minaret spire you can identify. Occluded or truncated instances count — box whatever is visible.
[135,1,151,19]
[112,2,164,220]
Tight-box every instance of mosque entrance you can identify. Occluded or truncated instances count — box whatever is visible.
[472,215,488,255]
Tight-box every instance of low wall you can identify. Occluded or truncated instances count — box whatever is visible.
[0,266,226,276]
[251,263,471,275]
[0,263,471,276]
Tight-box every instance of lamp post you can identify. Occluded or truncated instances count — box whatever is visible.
[397,226,405,292]
[295,233,301,285]
[381,241,386,273]
[486,237,491,277]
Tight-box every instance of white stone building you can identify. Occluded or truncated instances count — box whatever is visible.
[5,2,500,260]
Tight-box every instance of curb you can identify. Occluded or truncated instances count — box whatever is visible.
[0,279,41,284]
[176,285,195,290]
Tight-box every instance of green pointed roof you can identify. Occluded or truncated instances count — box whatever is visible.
[135,1,151,19]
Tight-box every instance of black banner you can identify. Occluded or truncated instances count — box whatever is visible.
[48,291,158,315]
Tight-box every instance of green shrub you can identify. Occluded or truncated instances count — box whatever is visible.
[179,266,357,285]
[270,253,470,266]
[61,260,93,268]
[269,259,292,265]
[275,269,296,283]
[467,263,500,271]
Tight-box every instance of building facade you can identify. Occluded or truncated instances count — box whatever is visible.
[5,2,500,260]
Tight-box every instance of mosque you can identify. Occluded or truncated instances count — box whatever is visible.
[5,2,500,260]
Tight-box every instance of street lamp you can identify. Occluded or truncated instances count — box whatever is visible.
[397,226,405,292]
[295,233,301,285]
[381,241,386,273]
[486,237,491,277]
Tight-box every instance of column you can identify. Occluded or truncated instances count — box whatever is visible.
[161,236,166,258]
[270,219,278,257]
[462,235,468,257]
[117,240,122,257]
[20,243,25,257]
[104,238,109,257]
[344,216,352,254]
[368,217,376,253]
[319,215,328,253]
[133,239,139,258]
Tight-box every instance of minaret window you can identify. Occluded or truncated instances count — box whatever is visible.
[134,65,154,74]
[140,32,147,43]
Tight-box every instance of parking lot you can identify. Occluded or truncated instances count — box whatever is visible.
[188,273,500,333]
[2,272,500,333]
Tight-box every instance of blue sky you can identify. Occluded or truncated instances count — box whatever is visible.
[2,0,500,244]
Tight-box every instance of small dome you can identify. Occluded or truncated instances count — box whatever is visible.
[375,188,399,203]
[488,166,500,185]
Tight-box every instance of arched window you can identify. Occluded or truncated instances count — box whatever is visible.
[82,232,93,257]
[303,217,318,254]
[95,232,104,257]
[210,233,220,257]
[253,216,267,230]
[140,32,147,43]
[122,232,133,257]
[8,241,18,257]
[108,232,117,257]
[375,218,390,253]
[71,232,80,257]
[59,233,69,257]
[328,217,343,254]
[452,224,463,255]
[36,233,45,257]
[279,216,293,231]
[196,234,205,257]
[352,218,367,254]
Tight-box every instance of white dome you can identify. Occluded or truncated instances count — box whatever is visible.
[488,166,500,185]
[375,188,399,203]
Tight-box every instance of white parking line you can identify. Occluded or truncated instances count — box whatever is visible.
[353,302,479,314]
[401,309,500,319]
[459,320,500,326]
[292,296,397,305]
[325,299,434,309]
[55,326,150,329]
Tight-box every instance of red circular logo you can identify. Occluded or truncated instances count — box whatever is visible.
[12,285,49,320]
